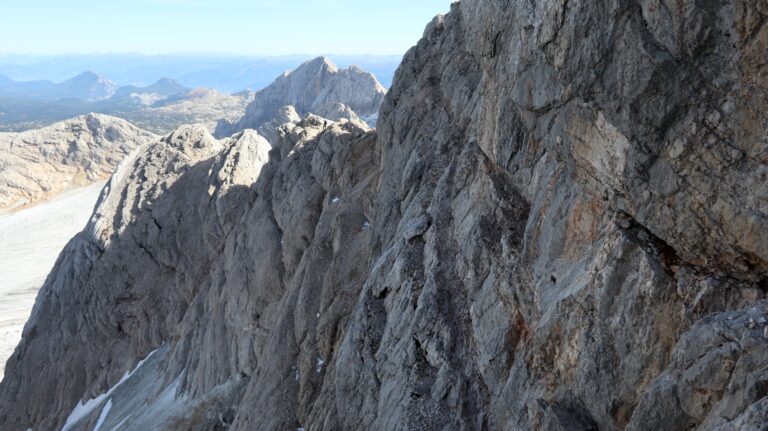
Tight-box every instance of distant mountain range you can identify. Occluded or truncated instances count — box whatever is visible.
[0,54,402,92]
[0,72,187,102]
[0,56,389,211]
[111,77,189,100]
[0,76,247,133]
[216,57,386,137]
[0,57,389,134]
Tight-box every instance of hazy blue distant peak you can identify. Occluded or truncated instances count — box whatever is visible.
[0,70,119,101]
[112,77,189,98]
[0,71,192,103]
[0,53,403,92]
[68,70,106,79]
[59,70,115,87]
[156,77,180,85]
[54,71,118,101]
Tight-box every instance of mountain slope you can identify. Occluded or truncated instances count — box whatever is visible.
[0,113,156,209]
[55,71,119,101]
[2,1,768,430]
[0,54,403,92]
[215,56,386,137]
[0,87,252,135]
[111,77,190,100]
[0,73,180,104]
[0,71,118,101]
[115,88,253,134]
[0,182,105,377]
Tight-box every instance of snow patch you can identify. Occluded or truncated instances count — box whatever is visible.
[0,182,105,374]
[111,415,132,431]
[93,399,113,431]
[61,348,160,431]
[316,356,325,374]
[331,197,340,203]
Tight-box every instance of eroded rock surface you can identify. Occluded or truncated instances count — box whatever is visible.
[215,57,386,137]
[2,1,768,430]
[0,113,156,209]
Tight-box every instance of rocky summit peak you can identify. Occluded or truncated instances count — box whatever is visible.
[163,124,222,154]
[215,56,386,138]
[69,70,101,81]
[151,77,186,91]
[66,71,113,87]
[156,77,178,85]
[297,56,338,73]
[57,71,118,101]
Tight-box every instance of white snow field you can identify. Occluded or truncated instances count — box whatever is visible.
[0,182,104,375]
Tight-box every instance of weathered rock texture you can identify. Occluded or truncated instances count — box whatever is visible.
[214,56,386,137]
[2,1,768,430]
[0,113,156,210]
[120,87,255,135]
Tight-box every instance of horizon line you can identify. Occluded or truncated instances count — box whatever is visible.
[0,51,407,58]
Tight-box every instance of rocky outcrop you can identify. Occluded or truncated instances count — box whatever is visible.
[2,1,768,430]
[246,103,369,145]
[0,124,275,430]
[214,57,386,137]
[0,113,156,210]
[120,88,254,134]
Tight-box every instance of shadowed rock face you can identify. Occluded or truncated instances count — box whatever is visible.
[2,1,768,430]
[214,56,386,137]
[0,113,156,210]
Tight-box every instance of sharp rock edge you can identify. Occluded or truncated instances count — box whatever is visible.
[214,56,386,138]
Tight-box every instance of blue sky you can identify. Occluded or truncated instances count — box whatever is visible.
[0,0,453,55]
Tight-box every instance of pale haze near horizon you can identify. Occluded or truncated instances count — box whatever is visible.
[1,0,453,55]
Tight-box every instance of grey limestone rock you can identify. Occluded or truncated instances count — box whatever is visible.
[0,113,156,209]
[2,1,768,430]
[214,57,386,137]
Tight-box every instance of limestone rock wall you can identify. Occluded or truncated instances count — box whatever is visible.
[0,113,156,210]
[215,57,386,137]
[2,1,768,430]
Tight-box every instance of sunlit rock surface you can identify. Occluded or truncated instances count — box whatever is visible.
[2,1,768,430]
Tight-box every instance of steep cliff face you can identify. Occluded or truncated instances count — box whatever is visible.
[2,1,768,430]
[0,113,156,209]
[214,57,386,137]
